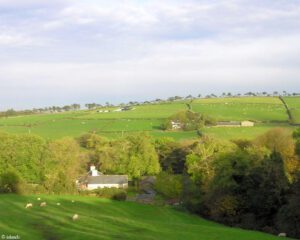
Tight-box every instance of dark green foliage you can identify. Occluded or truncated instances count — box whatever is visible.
[92,188,127,201]
[155,138,188,174]
[293,128,300,156]
[277,175,300,238]
[276,173,300,239]
[199,149,289,232]
[0,170,22,193]
[154,172,183,199]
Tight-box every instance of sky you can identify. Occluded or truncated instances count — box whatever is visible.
[0,0,300,110]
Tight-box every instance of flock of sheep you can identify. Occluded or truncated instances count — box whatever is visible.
[25,198,79,221]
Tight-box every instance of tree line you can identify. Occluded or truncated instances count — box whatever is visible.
[2,90,300,118]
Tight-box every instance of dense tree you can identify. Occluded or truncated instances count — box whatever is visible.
[44,138,86,194]
[84,134,160,180]
[162,110,216,131]
[186,137,230,190]
[276,173,300,238]
[255,128,299,180]
[0,133,48,184]
[154,171,183,199]
[155,137,188,174]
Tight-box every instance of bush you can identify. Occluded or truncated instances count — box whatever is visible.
[0,170,22,194]
[154,172,183,199]
[92,188,127,201]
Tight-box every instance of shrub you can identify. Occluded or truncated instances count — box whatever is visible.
[93,188,127,201]
[0,170,22,194]
[154,172,183,199]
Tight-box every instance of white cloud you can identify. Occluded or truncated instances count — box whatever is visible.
[0,33,34,46]
[0,0,299,108]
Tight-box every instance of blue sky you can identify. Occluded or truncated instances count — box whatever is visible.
[0,0,299,109]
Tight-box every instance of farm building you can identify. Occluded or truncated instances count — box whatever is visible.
[77,165,128,190]
[216,121,241,127]
[216,121,254,127]
[171,121,182,130]
[241,121,255,127]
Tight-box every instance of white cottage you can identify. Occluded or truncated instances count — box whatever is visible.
[77,165,128,190]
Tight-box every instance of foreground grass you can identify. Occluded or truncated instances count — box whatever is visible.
[0,194,289,240]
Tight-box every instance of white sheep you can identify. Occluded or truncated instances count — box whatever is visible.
[25,203,33,209]
[278,233,287,237]
[40,202,47,207]
[72,214,79,221]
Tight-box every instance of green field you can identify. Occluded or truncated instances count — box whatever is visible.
[0,194,288,240]
[0,97,298,140]
[283,97,300,124]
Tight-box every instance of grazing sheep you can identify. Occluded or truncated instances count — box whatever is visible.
[56,203,61,206]
[25,203,33,209]
[40,202,47,207]
[72,214,79,221]
[278,233,287,237]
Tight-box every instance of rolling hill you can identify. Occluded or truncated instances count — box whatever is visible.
[0,97,298,141]
[0,194,289,240]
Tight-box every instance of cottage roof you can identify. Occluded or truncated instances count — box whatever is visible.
[86,175,128,185]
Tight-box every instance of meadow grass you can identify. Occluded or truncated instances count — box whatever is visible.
[283,97,300,124]
[0,194,290,240]
[0,97,298,140]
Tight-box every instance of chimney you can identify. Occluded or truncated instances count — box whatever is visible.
[90,165,96,171]
[90,165,98,176]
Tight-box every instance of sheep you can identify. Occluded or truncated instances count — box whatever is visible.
[278,233,287,237]
[25,203,33,209]
[72,214,79,221]
[37,197,41,201]
[40,202,47,207]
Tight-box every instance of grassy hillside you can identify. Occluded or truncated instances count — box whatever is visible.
[0,194,288,240]
[0,97,297,140]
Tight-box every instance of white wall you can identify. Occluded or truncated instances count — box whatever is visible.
[87,183,128,190]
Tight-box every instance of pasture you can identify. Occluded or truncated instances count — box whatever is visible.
[283,97,300,124]
[0,194,289,240]
[0,97,298,140]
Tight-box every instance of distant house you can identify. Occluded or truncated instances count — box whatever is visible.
[171,121,182,130]
[121,106,133,111]
[77,166,128,190]
[216,121,241,127]
[216,121,254,127]
[241,121,255,127]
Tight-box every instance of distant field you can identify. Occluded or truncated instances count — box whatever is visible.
[0,194,287,240]
[192,97,287,122]
[0,97,298,140]
[202,124,296,140]
[283,97,300,124]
